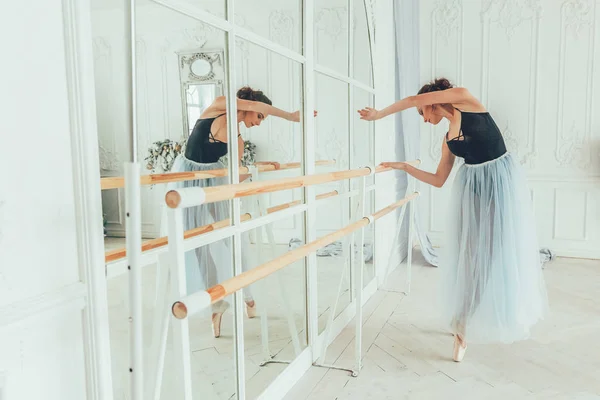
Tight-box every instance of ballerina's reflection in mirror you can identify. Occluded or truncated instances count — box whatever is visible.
[168,86,317,337]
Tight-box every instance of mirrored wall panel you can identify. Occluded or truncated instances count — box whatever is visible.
[234,0,302,54]
[235,38,306,240]
[241,215,307,398]
[314,72,351,334]
[92,0,378,398]
[314,0,349,75]
[352,0,374,87]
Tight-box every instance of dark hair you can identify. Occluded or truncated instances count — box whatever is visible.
[417,78,454,95]
[236,86,272,106]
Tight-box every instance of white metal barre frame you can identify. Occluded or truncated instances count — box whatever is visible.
[152,166,413,399]
[124,0,143,397]
[145,187,359,400]
[171,190,420,317]
[125,163,143,400]
[169,189,420,387]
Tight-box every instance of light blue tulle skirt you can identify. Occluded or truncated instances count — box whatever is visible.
[440,152,548,344]
[164,155,253,312]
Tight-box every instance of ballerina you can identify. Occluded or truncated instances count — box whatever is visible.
[359,78,547,361]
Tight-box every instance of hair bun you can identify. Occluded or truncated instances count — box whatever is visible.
[236,86,273,106]
[236,86,256,100]
[417,77,454,95]
[433,78,453,90]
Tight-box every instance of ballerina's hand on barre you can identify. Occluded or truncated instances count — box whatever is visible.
[239,173,252,182]
[254,161,281,170]
[380,159,451,188]
[379,161,409,170]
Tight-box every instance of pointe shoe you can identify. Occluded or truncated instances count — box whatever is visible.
[212,302,230,338]
[245,301,257,318]
[452,335,467,362]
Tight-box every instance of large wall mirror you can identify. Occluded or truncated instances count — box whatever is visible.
[92,0,375,398]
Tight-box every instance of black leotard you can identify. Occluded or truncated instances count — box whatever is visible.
[446,110,507,165]
[184,114,229,163]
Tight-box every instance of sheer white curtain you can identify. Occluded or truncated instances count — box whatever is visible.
[394,0,438,266]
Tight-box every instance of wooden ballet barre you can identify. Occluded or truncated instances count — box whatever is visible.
[104,190,339,263]
[171,191,420,319]
[100,159,336,190]
[165,160,422,209]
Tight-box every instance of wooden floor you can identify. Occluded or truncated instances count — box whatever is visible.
[285,254,600,400]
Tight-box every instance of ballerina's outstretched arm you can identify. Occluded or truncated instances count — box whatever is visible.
[206,96,317,122]
[357,87,480,121]
[381,140,455,188]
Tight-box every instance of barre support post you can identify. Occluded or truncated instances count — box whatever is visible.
[167,207,193,399]
[125,161,143,400]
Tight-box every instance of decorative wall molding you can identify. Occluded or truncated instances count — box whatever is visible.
[267,9,296,164]
[429,129,444,161]
[556,122,592,169]
[433,0,461,44]
[555,0,596,170]
[92,37,111,60]
[315,7,348,41]
[552,189,589,241]
[136,37,152,156]
[236,38,250,60]
[481,0,541,168]
[428,0,463,163]
[269,10,294,46]
[98,144,119,171]
[92,34,124,231]
[481,0,542,39]
[317,129,347,168]
[234,13,248,30]
[501,124,524,160]
[563,0,594,38]
[421,0,599,258]
[92,36,117,163]
[181,22,218,48]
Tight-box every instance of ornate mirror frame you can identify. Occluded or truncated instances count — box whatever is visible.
[177,49,225,137]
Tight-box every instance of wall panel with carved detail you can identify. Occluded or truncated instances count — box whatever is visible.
[419,0,600,258]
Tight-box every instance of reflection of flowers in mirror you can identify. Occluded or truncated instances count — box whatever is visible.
[220,140,256,167]
[145,138,187,172]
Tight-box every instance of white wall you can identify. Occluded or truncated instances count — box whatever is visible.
[419,0,600,259]
[0,0,94,399]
